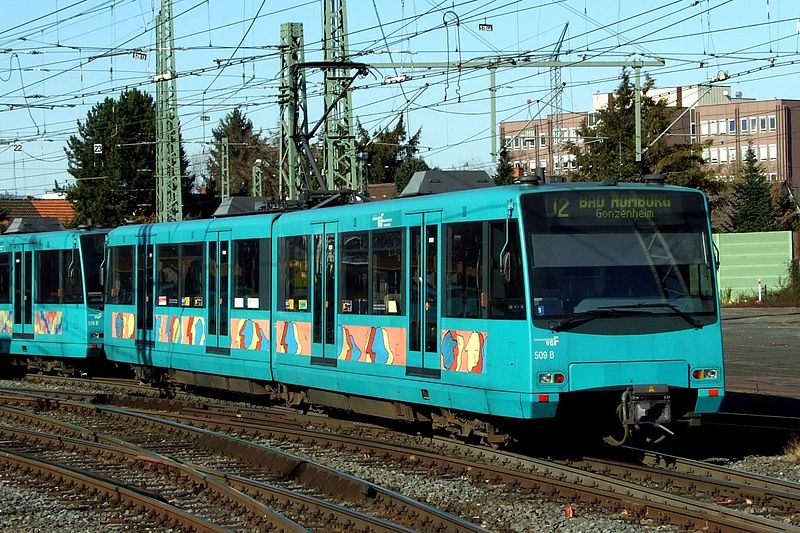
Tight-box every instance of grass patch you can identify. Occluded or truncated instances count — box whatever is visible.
[784,434,800,463]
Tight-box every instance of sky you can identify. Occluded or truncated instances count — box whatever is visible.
[0,0,798,197]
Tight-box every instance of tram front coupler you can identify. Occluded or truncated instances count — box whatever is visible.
[604,386,673,446]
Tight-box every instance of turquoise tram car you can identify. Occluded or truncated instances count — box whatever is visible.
[103,182,724,444]
[0,221,107,371]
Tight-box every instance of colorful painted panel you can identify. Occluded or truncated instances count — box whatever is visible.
[338,325,407,366]
[111,312,135,339]
[155,314,182,344]
[0,310,11,334]
[34,311,63,336]
[440,330,486,374]
[275,320,311,355]
[231,318,270,351]
[181,316,206,346]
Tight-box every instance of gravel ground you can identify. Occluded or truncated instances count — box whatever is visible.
[723,455,800,484]
[0,379,795,532]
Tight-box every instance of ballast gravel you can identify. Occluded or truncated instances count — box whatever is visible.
[0,379,795,532]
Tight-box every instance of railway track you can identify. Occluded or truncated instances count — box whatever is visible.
[1,384,796,532]
[0,388,486,532]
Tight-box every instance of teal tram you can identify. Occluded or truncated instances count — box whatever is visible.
[0,220,107,372]
[102,182,724,445]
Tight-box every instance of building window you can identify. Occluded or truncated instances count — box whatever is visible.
[702,148,710,161]
[728,147,737,161]
[710,148,718,164]
[759,116,767,131]
[768,173,778,181]
[700,120,709,136]
[718,119,727,135]
[758,145,768,161]
[769,115,776,130]
[728,119,736,133]
[750,117,757,132]
[719,147,728,163]
[709,120,718,135]
[741,118,748,132]
[769,143,777,160]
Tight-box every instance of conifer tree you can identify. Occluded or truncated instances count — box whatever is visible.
[731,145,777,232]
[494,140,514,185]
[65,88,192,226]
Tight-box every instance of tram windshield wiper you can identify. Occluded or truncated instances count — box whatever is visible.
[549,308,632,332]
[597,303,704,329]
[549,303,704,332]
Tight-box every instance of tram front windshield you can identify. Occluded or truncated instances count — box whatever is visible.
[521,189,717,332]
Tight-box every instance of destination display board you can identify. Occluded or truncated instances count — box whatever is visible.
[523,189,707,229]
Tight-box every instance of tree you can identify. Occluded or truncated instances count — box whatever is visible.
[569,70,720,195]
[65,88,192,226]
[730,145,777,233]
[206,108,276,197]
[770,181,799,230]
[494,140,514,185]
[357,115,424,185]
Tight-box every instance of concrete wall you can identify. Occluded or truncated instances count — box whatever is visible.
[712,231,795,300]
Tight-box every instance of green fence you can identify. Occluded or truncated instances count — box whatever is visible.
[712,231,794,300]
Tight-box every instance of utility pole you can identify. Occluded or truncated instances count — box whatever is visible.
[323,0,359,192]
[550,23,569,163]
[155,0,182,222]
[279,22,308,200]
[252,159,263,197]
[220,136,230,200]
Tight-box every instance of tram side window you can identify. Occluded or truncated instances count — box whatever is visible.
[340,232,368,314]
[36,250,61,304]
[445,222,483,318]
[489,221,527,319]
[61,248,84,304]
[278,235,309,311]
[107,246,135,305]
[157,244,179,305]
[233,239,270,310]
[0,253,10,304]
[372,229,403,315]
[180,243,204,307]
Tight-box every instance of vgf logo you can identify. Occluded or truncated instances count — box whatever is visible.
[372,212,393,228]
[544,336,559,347]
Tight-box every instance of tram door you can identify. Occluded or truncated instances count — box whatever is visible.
[207,231,231,355]
[406,212,441,379]
[311,222,338,366]
[12,247,32,339]
[135,243,155,353]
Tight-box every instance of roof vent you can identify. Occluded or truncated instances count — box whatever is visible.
[643,173,667,185]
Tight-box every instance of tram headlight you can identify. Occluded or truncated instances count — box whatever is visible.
[538,372,565,384]
[691,368,718,380]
